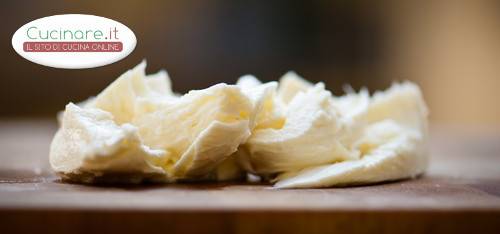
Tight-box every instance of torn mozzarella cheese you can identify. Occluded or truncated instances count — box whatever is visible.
[272,82,429,188]
[236,83,359,175]
[50,103,169,183]
[208,75,285,181]
[50,61,253,182]
[50,61,429,188]
[132,83,253,177]
[229,73,428,188]
[274,120,427,188]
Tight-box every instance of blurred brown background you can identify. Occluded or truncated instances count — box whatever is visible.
[1,0,500,126]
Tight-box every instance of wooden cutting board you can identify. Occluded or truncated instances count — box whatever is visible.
[0,120,499,234]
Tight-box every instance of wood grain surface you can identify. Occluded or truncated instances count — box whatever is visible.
[0,120,499,234]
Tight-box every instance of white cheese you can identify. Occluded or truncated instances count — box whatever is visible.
[237,83,359,175]
[50,103,169,183]
[132,83,253,178]
[274,120,427,188]
[50,62,253,182]
[272,82,429,188]
[50,63,429,188]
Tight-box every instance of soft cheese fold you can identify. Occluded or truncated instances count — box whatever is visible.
[240,80,429,188]
[51,61,253,182]
[50,103,168,183]
[236,83,359,175]
[50,61,429,187]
